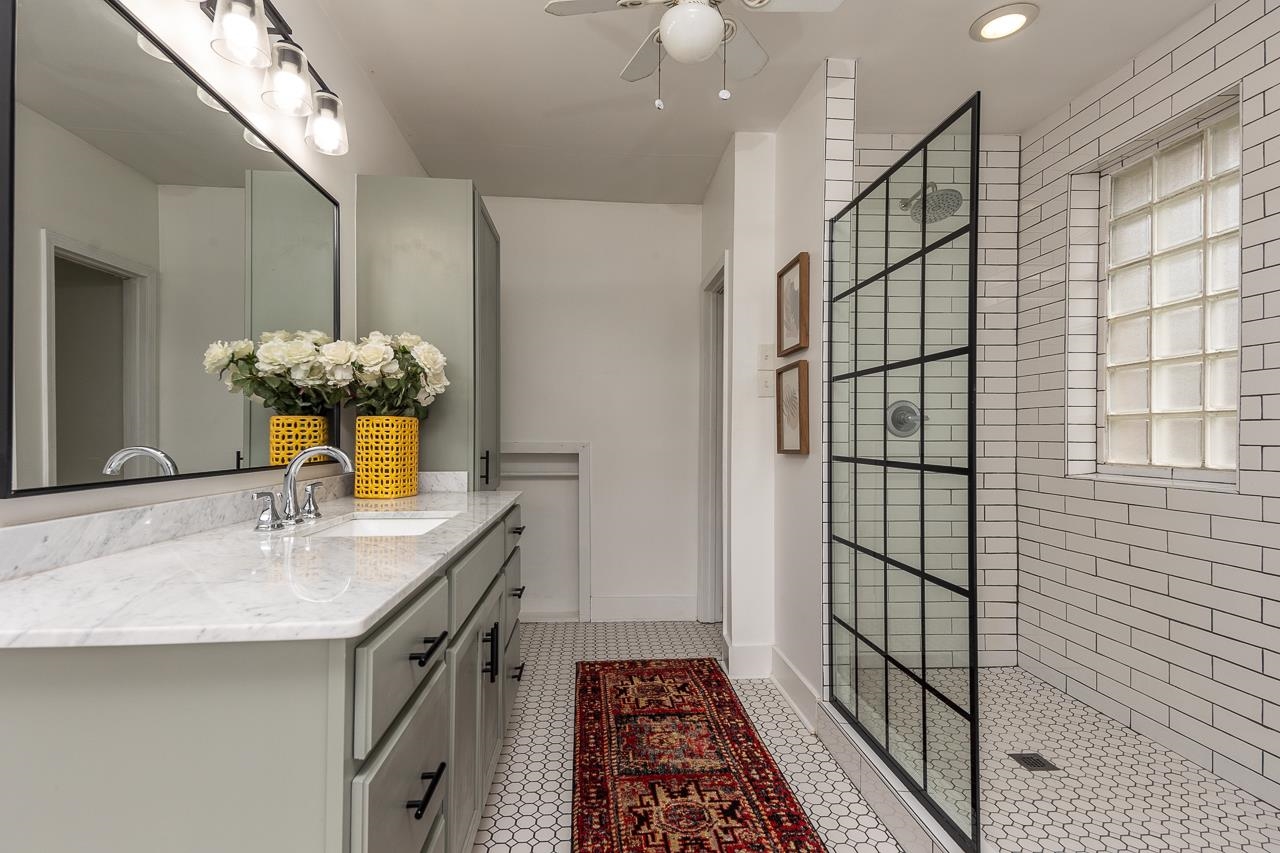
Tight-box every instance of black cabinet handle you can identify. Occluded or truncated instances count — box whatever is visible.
[405,762,447,820]
[480,451,491,485]
[481,622,500,683]
[510,586,526,599]
[511,662,526,682]
[408,631,448,668]
[511,525,526,535]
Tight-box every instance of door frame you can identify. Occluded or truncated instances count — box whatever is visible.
[39,230,159,486]
[698,253,730,625]
[500,440,592,621]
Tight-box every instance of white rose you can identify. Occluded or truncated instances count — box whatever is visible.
[326,363,355,386]
[319,339,357,366]
[382,359,404,378]
[259,329,291,344]
[357,370,383,387]
[296,329,332,346]
[256,340,291,374]
[231,339,254,359]
[290,360,326,387]
[425,367,450,395]
[410,342,446,374]
[363,331,393,345]
[202,341,234,374]
[354,341,394,371]
[395,332,422,348]
[415,387,436,407]
[278,339,318,369]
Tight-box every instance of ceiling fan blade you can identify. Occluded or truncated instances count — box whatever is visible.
[738,0,845,11]
[723,18,768,80]
[620,28,662,82]
[544,0,628,16]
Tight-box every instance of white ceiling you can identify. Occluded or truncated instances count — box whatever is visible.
[323,0,1214,204]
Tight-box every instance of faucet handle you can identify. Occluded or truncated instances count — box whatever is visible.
[253,491,285,532]
[300,483,323,521]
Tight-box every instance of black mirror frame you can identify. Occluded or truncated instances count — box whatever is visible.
[0,0,342,499]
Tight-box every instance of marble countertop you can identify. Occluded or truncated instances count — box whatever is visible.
[0,491,520,649]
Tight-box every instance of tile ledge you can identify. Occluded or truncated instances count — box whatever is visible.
[1071,472,1238,494]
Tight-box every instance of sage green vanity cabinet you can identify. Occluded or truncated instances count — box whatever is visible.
[0,502,525,853]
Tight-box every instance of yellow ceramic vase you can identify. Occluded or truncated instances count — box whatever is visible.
[355,415,420,499]
[268,415,329,466]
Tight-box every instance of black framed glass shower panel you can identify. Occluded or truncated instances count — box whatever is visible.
[826,94,981,852]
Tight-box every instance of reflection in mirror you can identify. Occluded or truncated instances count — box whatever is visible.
[9,0,337,493]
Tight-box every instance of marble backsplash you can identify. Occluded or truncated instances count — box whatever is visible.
[0,471,468,583]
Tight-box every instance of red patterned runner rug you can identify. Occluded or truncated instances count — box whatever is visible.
[573,657,826,852]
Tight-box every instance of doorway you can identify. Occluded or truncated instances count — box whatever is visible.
[699,260,727,625]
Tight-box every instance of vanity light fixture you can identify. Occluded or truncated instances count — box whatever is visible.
[261,41,314,116]
[210,0,271,67]
[969,3,1038,41]
[305,90,350,156]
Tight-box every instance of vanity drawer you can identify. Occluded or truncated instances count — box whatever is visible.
[502,547,522,648]
[505,506,523,557]
[449,523,507,633]
[354,577,449,759]
[351,663,449,853]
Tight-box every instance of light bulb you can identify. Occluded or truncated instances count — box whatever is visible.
[262,42,315,116]
[305,91,349,156]
[659,0,724,64]
[211,0,270,68]
[980,13,1026,38]
[136,33,172,63]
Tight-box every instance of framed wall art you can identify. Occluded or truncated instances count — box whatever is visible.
[776,251,810,356]
[776,360,809,455]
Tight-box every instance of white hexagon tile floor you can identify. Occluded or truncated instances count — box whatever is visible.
[474,621,1280,853]
[473,620,903,853]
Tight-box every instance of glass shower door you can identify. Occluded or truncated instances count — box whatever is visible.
[827,95,980,851]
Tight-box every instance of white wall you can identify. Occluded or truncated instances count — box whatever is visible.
[3,0,426,524]
[484,196,703,621]
[771,63,829,719]
[157,186,246,475]
[11,104,161,491]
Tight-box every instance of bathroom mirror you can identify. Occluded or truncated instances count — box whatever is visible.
[0,0,339,496]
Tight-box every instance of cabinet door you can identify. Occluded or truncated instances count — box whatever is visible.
[473,192,501,490]
[503,623,523,726]
[447,619,481,853]
[476,580,505,790]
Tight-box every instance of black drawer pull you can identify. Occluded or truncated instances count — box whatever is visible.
[481,622,499,683]
[511,586,526,599]
[511,525,526,535]
[408,631,448,668]
[406,762,447,820]
[511,662,526,682]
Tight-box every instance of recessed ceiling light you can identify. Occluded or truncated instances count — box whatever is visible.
[970,3,1039,41]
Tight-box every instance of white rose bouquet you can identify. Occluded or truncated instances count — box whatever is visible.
[347,331,450,419]
[203,330,352,415]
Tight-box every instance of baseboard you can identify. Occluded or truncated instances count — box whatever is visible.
[770,647,821,731]
[725,642,772,679]
[588,595,697,622]
[522,610,580,622]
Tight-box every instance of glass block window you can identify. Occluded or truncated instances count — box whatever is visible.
[1105,118,1241,470]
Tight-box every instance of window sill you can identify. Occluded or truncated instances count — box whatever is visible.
[1073,468,1239,494]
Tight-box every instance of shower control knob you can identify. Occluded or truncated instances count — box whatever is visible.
[886,400,928,438]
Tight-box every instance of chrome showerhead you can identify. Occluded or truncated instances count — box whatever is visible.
[901,182,964,225]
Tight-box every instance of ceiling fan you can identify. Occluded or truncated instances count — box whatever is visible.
[544,0,845,85]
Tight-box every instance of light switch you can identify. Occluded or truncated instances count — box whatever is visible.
[757,370,775,398]
[758,344,777,370]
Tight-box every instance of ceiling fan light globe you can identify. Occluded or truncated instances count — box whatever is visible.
[659,0,724,64]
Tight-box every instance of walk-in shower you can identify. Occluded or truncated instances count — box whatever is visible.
[826,95,981,851]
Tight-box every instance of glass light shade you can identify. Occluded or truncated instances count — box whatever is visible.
[262,42,315,117]
[211,0,270,68]
[137,33,172,63]
[305,91,349,156]
[243,128,273,152]
[196,87,229,113]
[980,13,1026,39]
[659,1,725,64]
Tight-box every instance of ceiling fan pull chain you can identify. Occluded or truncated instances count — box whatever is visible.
[719,24,731,100]
[655,42,665,110]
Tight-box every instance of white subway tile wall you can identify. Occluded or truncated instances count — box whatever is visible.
[1018,0,1280,808]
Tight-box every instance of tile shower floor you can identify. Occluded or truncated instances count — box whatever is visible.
[474,621,903,853]
[474,622,1280,853]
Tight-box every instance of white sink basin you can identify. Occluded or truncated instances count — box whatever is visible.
[311,514,457,539]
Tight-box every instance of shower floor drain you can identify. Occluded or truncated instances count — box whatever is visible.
[1009,752,1060,771]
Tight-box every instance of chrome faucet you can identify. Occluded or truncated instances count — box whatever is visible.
[280,445,354,524]
[103,446,179,477]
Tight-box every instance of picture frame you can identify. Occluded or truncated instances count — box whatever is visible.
[776,360,809,455]
[776,251,810,357]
